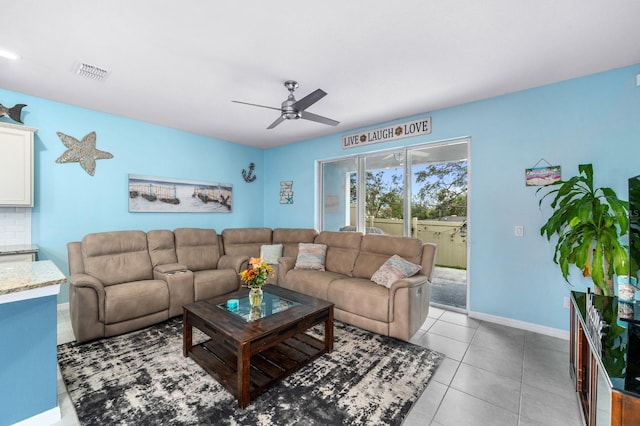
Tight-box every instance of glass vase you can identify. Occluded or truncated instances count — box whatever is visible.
[249,287,263,308]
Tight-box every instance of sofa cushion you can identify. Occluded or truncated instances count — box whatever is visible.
[314,231,362,276]
[104,279,169,324]
[174,228,220,271]
[327,278,389,323]
[279,269,345,300]
[353,234,423,279]
[82,230,153,286]
[193,269,239,301]
[371,254,422,288]
[295,243,327,271]
[273,228,319,258]
[222,227,272,257]
[260,244,283,264]
[147,229,178,267]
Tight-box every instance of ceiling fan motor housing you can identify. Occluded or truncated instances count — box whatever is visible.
[281,96,301,120]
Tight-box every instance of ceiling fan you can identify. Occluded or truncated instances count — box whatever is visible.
[232,80,340,129]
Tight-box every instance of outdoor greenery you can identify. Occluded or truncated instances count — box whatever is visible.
[537,163,629,295]
[350,160,467,220]
[414,161,467,219]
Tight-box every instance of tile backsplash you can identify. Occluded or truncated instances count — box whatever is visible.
[0,207,31,246]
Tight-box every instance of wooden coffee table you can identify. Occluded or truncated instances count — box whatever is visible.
[183,284,334,408]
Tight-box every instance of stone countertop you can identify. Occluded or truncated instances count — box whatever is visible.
[0,244,39,255]
[0,260,66,295]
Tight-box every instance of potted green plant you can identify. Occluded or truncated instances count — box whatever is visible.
[537,164,629,296]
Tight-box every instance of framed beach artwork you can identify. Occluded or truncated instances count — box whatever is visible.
[525,165,561,186]
[128,174,232,213]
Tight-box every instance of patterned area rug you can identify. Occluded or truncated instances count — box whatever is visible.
[58,318,443,425]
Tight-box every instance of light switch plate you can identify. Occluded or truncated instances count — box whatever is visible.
[515,225,524,237]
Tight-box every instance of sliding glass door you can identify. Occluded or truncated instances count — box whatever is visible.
[319,138,469,311]
[320,157,357,232]
[363,151,405,235]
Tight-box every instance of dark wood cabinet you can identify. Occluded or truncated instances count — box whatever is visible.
[570,292,640,425]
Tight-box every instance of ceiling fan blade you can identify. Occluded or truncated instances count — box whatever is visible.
[267,115,285,129]
[293,89,327,111]
[300,111,339,126]
[231,100,281,111]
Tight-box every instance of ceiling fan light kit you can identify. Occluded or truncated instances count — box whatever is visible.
[232,80,339,129]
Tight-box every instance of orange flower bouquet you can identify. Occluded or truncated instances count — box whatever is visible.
[239,257,274,289]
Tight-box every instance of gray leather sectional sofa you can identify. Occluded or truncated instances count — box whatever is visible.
[67,227,436,343]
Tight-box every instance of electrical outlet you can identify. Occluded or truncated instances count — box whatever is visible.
[563,296,570,309]
[514,225,524,237]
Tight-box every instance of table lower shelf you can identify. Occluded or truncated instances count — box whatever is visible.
[188,332,327,405]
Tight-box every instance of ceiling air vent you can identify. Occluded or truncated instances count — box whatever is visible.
[75,62,109,81]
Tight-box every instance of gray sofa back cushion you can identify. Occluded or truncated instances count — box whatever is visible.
[147,229,179,267]
[174,228,220,271]
[273,228,319,258]
[221,227,272,257]
[314,231,362,277]
[81,230,153,286]
[353,234,423,279]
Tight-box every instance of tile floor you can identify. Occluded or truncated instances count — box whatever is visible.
[53,304,583,426]
[404,307,583,426]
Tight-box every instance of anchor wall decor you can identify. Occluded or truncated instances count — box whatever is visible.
[242,162,256,182]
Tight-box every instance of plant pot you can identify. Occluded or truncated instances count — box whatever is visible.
[617,275,638,302]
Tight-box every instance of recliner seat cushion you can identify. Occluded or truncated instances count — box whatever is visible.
[104,279,169,324]
[327,278,389,322]
[82,230,153,285]
[193,269,239,301]
[280,269,345,300]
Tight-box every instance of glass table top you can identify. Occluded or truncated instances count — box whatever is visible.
[217,291,300,322]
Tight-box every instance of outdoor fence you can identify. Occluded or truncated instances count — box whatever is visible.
[357,217,467,269]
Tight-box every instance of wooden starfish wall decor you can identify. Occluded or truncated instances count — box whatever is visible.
[55,131,113,176]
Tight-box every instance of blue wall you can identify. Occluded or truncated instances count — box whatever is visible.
[3,64,640,330]
[0,88,266,303]
[0,295,58,425]
[264,64,640,331]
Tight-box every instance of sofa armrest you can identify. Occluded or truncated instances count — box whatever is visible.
[69,273,106,322]
[218,254,248,272]
[389,275,428,291]
[388,275,429,302]
[387,275,430,340]
[278,256,296,275]
[153,263,188,275]
[153,264,194,317]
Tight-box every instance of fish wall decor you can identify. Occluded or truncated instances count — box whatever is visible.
[55,131,113,176]
[0,102,27,123]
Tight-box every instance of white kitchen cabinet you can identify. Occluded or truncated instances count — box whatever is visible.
[0,121,36,206]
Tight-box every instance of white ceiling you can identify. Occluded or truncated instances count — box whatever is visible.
[1,1,639,149]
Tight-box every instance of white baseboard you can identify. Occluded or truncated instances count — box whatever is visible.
[12,405,60,426]
[468,310,569,340]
